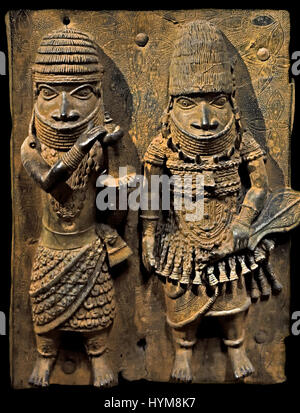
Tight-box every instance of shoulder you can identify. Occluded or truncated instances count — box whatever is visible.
[20,135,40,164]
[21,135,32,152]
[239,130,266,163]
[143,134,168,166]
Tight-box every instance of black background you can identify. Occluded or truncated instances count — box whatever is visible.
[0,2,299,409]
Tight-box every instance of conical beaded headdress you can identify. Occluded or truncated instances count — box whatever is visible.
[168,20,233,96]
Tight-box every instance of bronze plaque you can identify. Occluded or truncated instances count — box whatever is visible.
[6,9,300,388]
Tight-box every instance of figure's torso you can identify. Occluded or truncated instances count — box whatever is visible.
[39,142,104,241]
[162,142,242,251]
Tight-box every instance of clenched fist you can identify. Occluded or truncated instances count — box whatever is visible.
[76,122,108,154]
[76,122,123,154]
[232,220,251,251]
[142,234,156,273]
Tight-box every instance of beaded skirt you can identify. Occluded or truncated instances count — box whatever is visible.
[155,206,282,327]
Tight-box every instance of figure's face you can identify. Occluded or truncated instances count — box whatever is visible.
[171,93,233,136]
[35,82,100,127]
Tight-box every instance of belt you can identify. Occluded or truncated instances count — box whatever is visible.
[40,223,98,250]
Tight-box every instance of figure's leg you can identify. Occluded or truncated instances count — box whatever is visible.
[170,322,198,383]
[218,311,254,380]
[29,330,60,387]
[84,326,116,388]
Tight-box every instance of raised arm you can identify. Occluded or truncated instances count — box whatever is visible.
[21,123,123,199]
[21,135,73,195]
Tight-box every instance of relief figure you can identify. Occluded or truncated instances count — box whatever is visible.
[142,20,299,382]
[21,27,127,387]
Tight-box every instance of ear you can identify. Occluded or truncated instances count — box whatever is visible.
[161,110,170,138]
[33,82,39,98]
[94,81,102,98]
[28,108,36,137]
[161,96,173,138]
[230,58,237,98]
[230,55,238,70]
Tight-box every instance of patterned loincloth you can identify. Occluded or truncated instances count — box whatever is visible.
[30,237,115,334]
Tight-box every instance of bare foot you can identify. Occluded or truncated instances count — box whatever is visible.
[171,348,193,383]
[91,354,116,388]
[29,355,55,387]
[227,345,255,379]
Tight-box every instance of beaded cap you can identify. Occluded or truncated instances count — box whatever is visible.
[32,27,104,83]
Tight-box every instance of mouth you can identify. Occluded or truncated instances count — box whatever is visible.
[194,131,215,137]
[51,114,80,123]
[187,129,216,138]
[51,120,81,129]
[190,122,219,137]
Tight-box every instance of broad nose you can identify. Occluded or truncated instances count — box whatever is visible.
[51,92,79,122]
[200,103,211,130]
[191,103,219,131]
[60,92,69,121]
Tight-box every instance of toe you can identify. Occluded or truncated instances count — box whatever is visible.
[246,364,255,376]
[28,375,35,385]
[234,367,244,379]
[29,377,36,386]
[241,367,248,378]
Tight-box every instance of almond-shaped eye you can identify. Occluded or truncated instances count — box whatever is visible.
[212,95,228,108]
[71,85,94,99]
[176,97,196,109]
[39,86,58,100]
